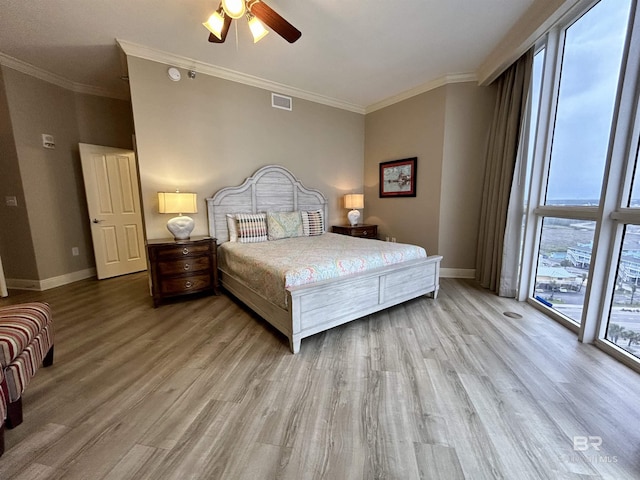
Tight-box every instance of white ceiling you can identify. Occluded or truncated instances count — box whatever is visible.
[0,0,536,111]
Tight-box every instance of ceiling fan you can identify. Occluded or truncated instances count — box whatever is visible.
[203,0,302,44]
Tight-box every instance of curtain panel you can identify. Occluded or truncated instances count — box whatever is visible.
[475,49,534,294]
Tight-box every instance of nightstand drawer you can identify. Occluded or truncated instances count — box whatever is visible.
[158,256,210,275]
[159,273,211,295]
[332,224,378,239]
[155,243,211,259]
[353,227,376,238]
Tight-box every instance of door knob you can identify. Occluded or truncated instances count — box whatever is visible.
[92,218,104,224]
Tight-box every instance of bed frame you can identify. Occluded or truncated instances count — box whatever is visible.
[207,165,442,353]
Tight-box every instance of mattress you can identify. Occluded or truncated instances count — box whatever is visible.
[217,232,427,308]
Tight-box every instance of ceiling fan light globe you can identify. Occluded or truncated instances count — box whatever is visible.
[222,0,246,19]
[203,11,225,39]
[248,16,269,43]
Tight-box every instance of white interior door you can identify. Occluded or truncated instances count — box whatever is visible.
[0,256,7,297]
[79,143,147,279]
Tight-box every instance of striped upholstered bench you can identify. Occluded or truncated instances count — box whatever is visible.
[0,302,54,430]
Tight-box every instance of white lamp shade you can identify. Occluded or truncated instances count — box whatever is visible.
[158,192,198,214]
[222,0,246,18]
[344,194,364,209]
[248,15,269,43]
[203,11,225,39]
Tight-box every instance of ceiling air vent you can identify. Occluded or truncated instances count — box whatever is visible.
[272,93,292,111]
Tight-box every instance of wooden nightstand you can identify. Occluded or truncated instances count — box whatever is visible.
[147,236,218,307]
[332,224,378,239]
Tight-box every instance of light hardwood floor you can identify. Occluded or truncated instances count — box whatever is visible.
[0,274,638,479]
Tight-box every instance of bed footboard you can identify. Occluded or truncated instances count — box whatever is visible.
[288,255,442,353]
[220,255,442,353]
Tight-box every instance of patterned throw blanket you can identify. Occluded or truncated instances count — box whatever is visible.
[218,233,427,308]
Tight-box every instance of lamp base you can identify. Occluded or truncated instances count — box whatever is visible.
[347,209,361,226]
[167,215,195,240]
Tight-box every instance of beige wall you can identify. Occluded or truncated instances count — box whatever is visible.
[364,87,447,254]
[75,94,134,150]
[126,57,365,240]
[0,65,134,285]
[0,68,38,279]
[364,82,496,273]
[440,82,496,270]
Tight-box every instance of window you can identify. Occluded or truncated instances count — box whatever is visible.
[521,0,639,369]
[607,226,640,359]
[544,0,631,206]
[534,218,594,325]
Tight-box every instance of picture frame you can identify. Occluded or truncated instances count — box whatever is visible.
[379,157,417,197]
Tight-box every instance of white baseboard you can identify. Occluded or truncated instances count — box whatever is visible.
[7,266,472,290]
[6,268,96,291]
[441,268,475,279]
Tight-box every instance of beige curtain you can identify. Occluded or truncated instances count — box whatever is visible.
[475,49,533,293]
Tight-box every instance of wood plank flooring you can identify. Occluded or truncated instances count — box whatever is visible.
[0,274,638,479]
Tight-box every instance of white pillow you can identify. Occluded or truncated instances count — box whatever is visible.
[226,214,238,242]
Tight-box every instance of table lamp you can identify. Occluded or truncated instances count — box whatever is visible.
[344,193,364,226]
[158,191,198,240]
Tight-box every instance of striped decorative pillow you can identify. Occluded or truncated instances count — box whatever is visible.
[235,213,268,243]
[301,210,324,236]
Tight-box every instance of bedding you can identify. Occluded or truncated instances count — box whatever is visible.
[218,232,427,309]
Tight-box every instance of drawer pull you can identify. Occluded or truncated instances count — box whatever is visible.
[185,281,193,288]
[182,247,189,255]
[184,263,190,271]
[363,231,368,235]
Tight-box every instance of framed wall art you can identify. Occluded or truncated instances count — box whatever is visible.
[379,157,417,197]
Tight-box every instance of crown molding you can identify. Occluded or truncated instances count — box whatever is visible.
[2,42,481,115]
[73,82,129,100]
[365,72,478,114]
[117,39,366,114]
[0,51,129,100]
[0,52,74,90]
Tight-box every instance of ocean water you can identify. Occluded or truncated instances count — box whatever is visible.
[547,199,640,207]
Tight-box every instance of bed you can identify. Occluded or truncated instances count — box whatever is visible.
[207,165,442,353]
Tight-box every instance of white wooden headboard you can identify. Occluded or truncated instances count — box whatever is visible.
[207,165,329,243]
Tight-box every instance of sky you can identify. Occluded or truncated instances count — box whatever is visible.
[543,0,632,203]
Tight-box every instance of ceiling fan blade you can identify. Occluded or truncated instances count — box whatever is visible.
[248,1,301,43]
[208,14,232,43]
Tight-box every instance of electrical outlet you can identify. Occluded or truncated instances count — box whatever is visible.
[5,196,17,207]
[72,247,79,256]
[391,237,397,243]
